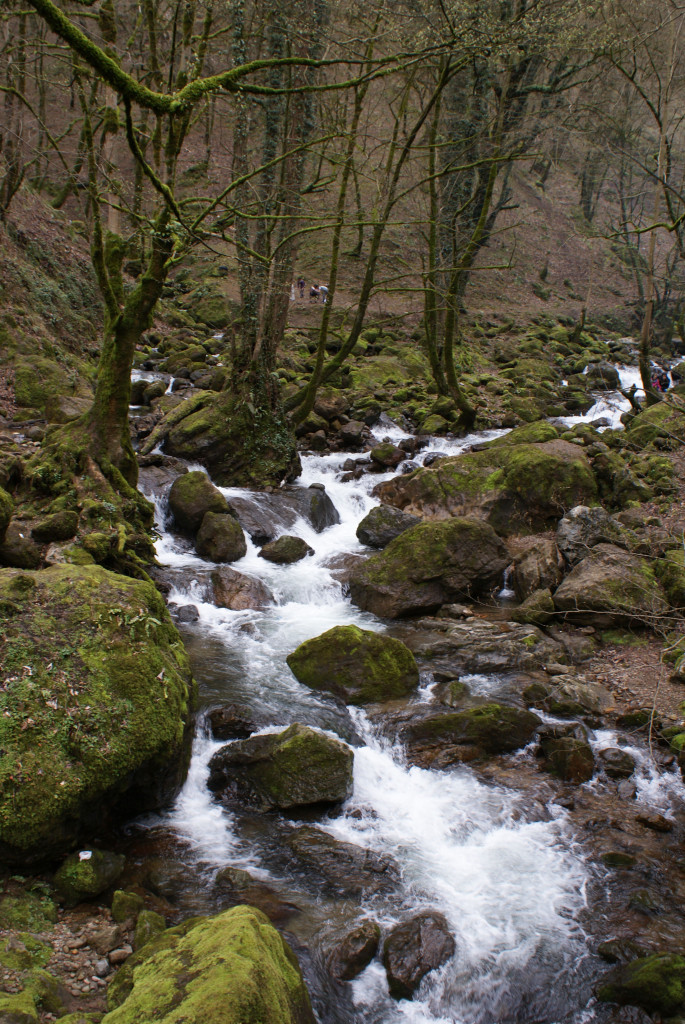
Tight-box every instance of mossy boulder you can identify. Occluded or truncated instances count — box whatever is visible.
[54,848,125,907]
[168,471,230,535]
[539,734,594,783]
[349,518,509,619]
[0,487,12,543]
[30,510,79,544]
[553,543,669,627]
[286,625,419,704]
[487,421,559,447]
[207,722,353,810]
[596,952,685,1016]
[626,400,685,449]
[655,548,685,609]
[420,414,450,434]
[0,564,195,864]
[356,505,421,548]
[0,892,57,931]
[258,536,313,564]
[523,676,613,720]
[0,990,37,1024]
[133,909,166,950]
[375,440,597,535]
[511,588,555,626]
[111,890,144,924]
[102,906,315,1024]
[0,522,43,569]
[406,703,541,758]
[165,391,301,488]
[196,512,247,563]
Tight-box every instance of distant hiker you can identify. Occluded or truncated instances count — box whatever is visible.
[319,284,329,304]
[298,276,306,299]
[310,285,320,302]
[651,375,663,392]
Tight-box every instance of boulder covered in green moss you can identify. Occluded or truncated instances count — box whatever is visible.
[207,723,353,810]
[165,391,301,488]
[626,400,685,449]
[195,512,247,562]
[54,848,125,906]
[0,990,38,1023]
[286,625,419,704]
[375,439,597,535]
[349,518,509,618]
[258,535,313,564]
[0,564,195,864]
[168,470,230,534]
[102,906,315,1024]
[405,703,541,760]
[0,486,12,543]
[553,543,669,627]
[596,952,685,1016]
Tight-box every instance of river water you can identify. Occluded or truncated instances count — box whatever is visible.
[131,364,682,1023]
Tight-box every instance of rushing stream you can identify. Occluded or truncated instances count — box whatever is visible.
[130,362,684,1023]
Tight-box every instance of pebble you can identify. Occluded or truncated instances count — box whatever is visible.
[109,944,133,965]
[95,959,110,977]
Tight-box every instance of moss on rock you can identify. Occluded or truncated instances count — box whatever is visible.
[102,905,315,1024]
[54,848,125,907]
[596,952,685,1016]
[0,989,38,1023]
[195,513,246,563]
[407,703,541,757]
[0,564,196,864]
[0,892,57,931]
[111,890,144,924]
[167,471,230,535]
[286,625,418,704]
[0,487,12,543]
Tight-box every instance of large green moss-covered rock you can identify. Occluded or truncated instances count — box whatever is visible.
[54,848,125,907]
[0,487,12,544]
[626,400,685,449]
[165,391,301,488]
[597,952,685,1016]
[195,512,246,563]
[168,471,230,535]
[103,906,315,1024]
[375,439,597,535]
[0,990,37,1023]
[286,625,419,704]
[349,518,509,619]
[405,703,541,759]
[553,543,669,627]
[0,564,195,864]
[207,723,353,810]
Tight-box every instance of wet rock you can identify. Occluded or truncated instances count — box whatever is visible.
[375,435,597,535]
[0,521,43,569]
[405,618,564,676]
[207,704,256,740]
[207,723,353,810]
[105,907,315,1023]
[168,470,230,534]
[356,505,421,548]
[258,535,313,564]
[635,810,673,833]
[599,748,636,779]
[176,604,199,622]
[196,511,247,562]
[538,729,594,783]
[585,362,621,390]
[327,920,381,981]
[111,890,144,925]
[228,486,339,545]
[511,587,555,626]
[133,909,166,950]
[54,849,125,907]
[511,536,564,600]
[405,703,541,761]
[211,567,273,610]
[597,938,649,965]
[213,867,299,924]
[556,506,623,565]
[349,519,509,619]
[617,780,638,800]
[370,443,405,469]
[137,460,187,498]
[285,827,398,896]
[522,675,614,722]
[553,544,669,627]
[600,850,637,869]
[383,911,455,1000]
[286,624,419,704]
[338,420,367,447]
[597,952,685,1017]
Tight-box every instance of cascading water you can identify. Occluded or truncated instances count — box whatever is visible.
[134,367,682,1023]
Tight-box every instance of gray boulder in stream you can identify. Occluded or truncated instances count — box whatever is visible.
[196,511,247,562]
[553,543,669,626]
[258,535,313,564]
[285,826,398,896]
[349,519,509,618]
[383,911,455,1000]
[227,485,340,545]
[286,625,419,704]
[356,505,421,548]
[206,723,353,810]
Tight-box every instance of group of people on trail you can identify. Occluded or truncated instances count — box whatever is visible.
[651,368,670,392]
[291,276,328,303]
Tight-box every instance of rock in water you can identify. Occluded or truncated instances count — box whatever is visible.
[285,826,398,896]
[327,920,381,981]
[0,564,195,865]
[211,568,273,610]
[54,849,125,907]
[227,486,340,545]
[383,911,455,1000]
[596,952,685,1017]
[102,906,315,1023]
[258,536,313,564]
[195,512,247,562]
[405,703,541,760]
[167,470,230,534]
[356,505,421,548]
[286,624,418,704]
[349,519,509,618]
[207,723,353,809]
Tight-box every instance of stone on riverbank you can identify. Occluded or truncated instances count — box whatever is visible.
[207,723,353,810]
[54,849,125,907]
[168,470,230,534]
[103,906,315,1024]
[286,625,419,704]
[555,506,623,565]
[552,544,669,626]
[356,505,421,548]
[511,536,564,600]
[349,519,509,618]
[383,911,455,1000]
[0,564,195,864]
[405,703,541,761]
[374,438,597,535]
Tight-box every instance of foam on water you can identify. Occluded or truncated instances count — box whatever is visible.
[590,728,685,818]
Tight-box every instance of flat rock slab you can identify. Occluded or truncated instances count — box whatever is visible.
[227,486,340,545]
[400,618,565,675]
[285,826,399,897]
